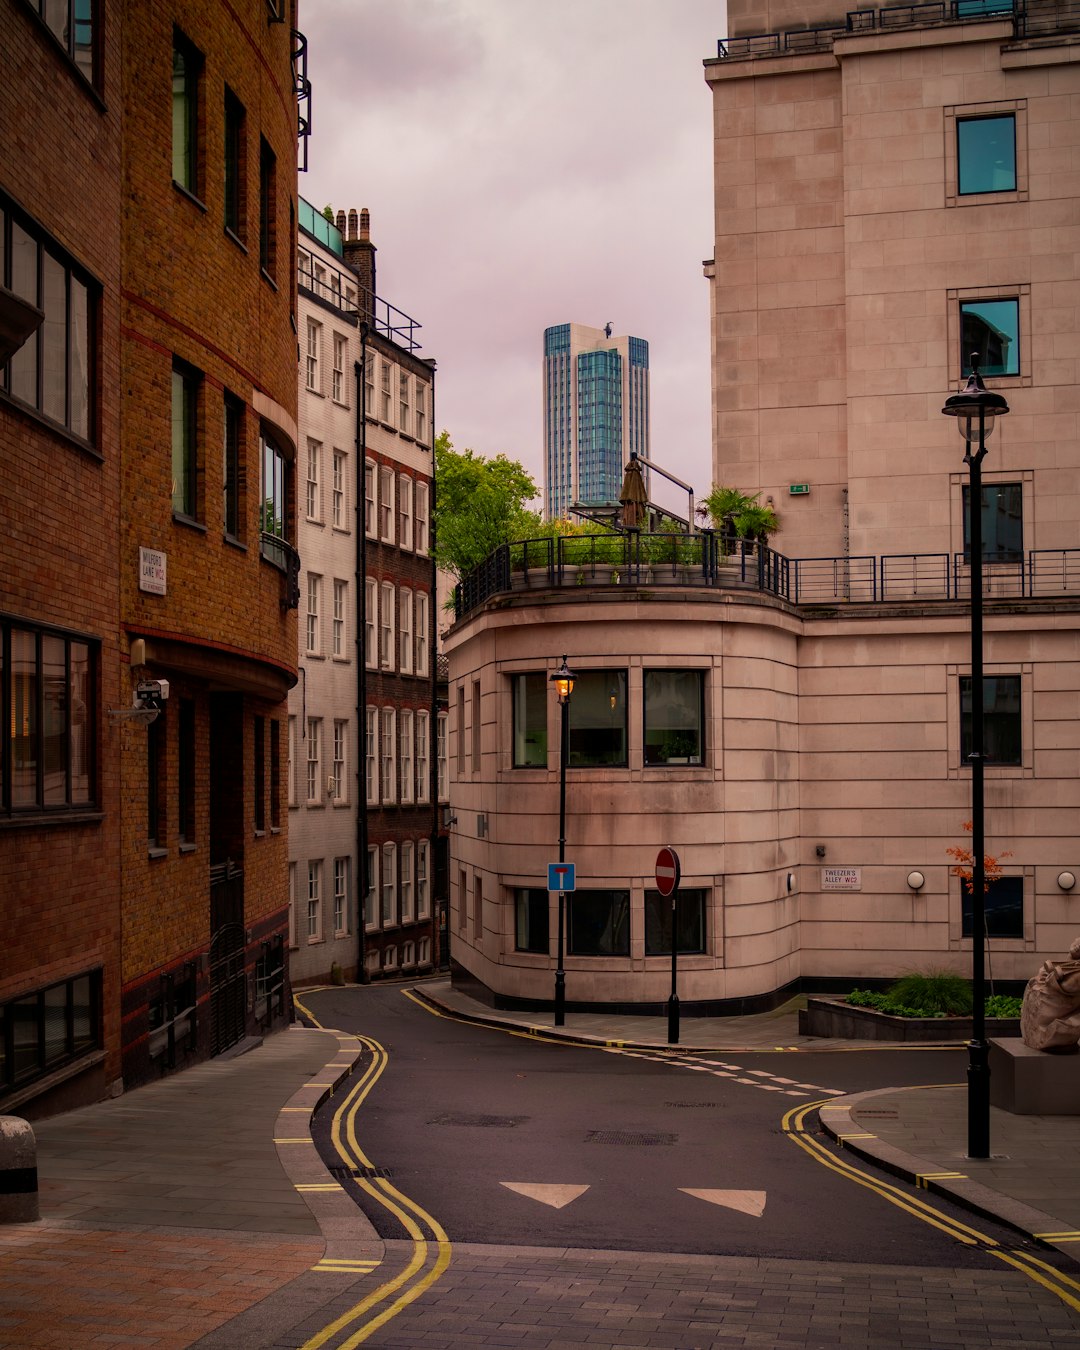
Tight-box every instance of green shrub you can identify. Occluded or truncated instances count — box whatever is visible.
[986,994,1023,1018]
[845,989,945,1019]
[888,970,973,1016]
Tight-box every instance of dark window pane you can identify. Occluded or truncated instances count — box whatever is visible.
[71,974,96,1055]
[514,888,549,953]
[69,641,91,803]
[961,299,1019,377]
[568,890,630,957]
[41,635,66,806]
[254,715,265,831]
[43,983,68,1066]
[644,670,705,765]
[171,363,197,518]
[224,394,243,539]
[644,889,707,955]
[11,629,38,808]
[41,251,67,424]
[960,675,1021,765]
[512,673,547,767]
[962,874,1023,938]
[957,115,1016,194]
[963,482,1022,563]
[178,699,195,842]
[11,996,40,1082]
[567,670,627,767]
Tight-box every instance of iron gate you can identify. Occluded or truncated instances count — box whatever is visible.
[209,860,246,1056]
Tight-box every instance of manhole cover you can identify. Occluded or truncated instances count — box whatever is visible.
[427,1113,529,1129]
[585,1129,678,1146]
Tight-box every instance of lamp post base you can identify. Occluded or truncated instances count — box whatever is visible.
[667,995,680,1045]
[967,1037,991,1159]
[554,970,565,1027]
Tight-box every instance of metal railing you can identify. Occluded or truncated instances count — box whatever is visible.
[453,532,1080,621]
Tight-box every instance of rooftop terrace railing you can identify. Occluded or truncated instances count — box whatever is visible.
[452,530,1080,621]
[716,0,1075,59]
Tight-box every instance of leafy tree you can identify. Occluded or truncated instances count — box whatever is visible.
[434,432,541,578]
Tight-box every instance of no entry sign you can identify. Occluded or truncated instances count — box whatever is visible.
[655,847,681,897]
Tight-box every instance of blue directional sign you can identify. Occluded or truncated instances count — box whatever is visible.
[547,862,576,892]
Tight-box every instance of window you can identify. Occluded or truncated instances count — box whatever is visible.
[400,710,414,804]
[0,970,101,1096]
[381,708,396,803]
[472,874,483,941]
[383,945,397,971]
[644,670,705,765]
[223,87,245,238]
[171,359,200,519]
[333,579,346,658]
[960,675,1021,766]
[365,578,377,669]
[305,573,321,654]
[147,709,165,848]
[260,428,290,550]
[437,711,448,801]
[332,719,347,803]
[398,475,413,550]
[364,460,376,536]
[472,681,481,773]
[269,719,280,829]
[307,861,322,941]
[365,847,377,928]
[958,115,1015,196]
[418,936,430,965]
[458,869,468,932]
[415,381,427,442]
[961,299,1019,377]
[332,334,346,403]
[379,582,395,670]
[259,136,275,277]
[305,321,320,393]
[334,857,349,936]
[645,889,707,955]
[417,840,430,919]
[401,842,414,921]
[332,450,346,529]
[962,482,1023,563]
[288,862,298,948]
[254,715,266,832]
[416,710,430,804]
[415,592,429,677]
[1,197,93,441]
[287,716,298,807]
[223,393,244,541]
[399,371,410,432]
[567,670,627,767]
[381,844,396,924]
[379,466,395,542]
[414,481,429,556]
[515,888,549,953]
[2,621,95,815]
[306,717,321,802]
[456,685,465,777]
[305,439,320,519]
[963,874,1023,939]
[568,891,630,957]
[402,941,415,968]
[172,30,201,195]
[380,361,392,422]
[28,0,95,83]
[399,589,413,674]
[512,673,547,767]
[364,352,375,416]
[365,707,377,804]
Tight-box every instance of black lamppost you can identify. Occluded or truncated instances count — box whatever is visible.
[942,354,1010,1160]
[550,656,575,1026]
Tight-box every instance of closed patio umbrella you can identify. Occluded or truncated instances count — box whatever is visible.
[618,455,647,530]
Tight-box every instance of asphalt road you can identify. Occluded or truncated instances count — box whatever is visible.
[300,984,1029,1269]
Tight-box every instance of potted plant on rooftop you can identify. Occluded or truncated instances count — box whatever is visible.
[699,486,778,556]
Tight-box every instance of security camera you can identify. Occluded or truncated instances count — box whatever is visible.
[136,679,170,709]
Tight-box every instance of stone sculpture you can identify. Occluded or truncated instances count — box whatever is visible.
[1020,937,1080,1052]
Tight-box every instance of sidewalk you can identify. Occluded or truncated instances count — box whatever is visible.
[0,983,1076,1349]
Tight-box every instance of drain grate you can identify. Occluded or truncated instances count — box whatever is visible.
[585,1129,678,1146]
[665,1101,720,1109]
[427,1112,529,1129]
[329,1165,392,1180]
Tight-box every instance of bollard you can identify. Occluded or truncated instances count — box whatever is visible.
[0,1116,39,1223]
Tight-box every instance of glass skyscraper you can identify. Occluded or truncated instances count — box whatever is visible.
[543,323,650,520]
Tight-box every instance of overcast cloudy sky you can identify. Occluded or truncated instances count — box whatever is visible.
[299,0,725,511]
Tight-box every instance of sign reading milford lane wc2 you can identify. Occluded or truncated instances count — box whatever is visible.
[821,868,862,891]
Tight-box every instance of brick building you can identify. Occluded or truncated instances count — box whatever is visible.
[1,0,302,1114]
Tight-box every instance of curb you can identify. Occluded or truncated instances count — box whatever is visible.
[818,1086,1079,1268]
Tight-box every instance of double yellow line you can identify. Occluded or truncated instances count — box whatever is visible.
[783,1098,1080,1313]
[294,996,452,1349]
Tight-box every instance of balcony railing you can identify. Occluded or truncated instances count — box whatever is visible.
[260,531,301,609]
[453,531,1080,621]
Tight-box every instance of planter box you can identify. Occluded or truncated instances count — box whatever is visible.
[800,996,1021,1043]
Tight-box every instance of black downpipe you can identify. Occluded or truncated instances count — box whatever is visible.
[355,340,369,982]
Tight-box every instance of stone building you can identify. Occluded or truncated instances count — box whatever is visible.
[443,0,1080,1014]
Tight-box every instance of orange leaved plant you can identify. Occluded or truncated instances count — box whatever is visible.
[946,821,1013,895]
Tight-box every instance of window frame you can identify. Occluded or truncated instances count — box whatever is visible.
[171,358,201,521]
[512,672,548,768]
[0,968,103,1097]
[414,591,429,677]
[380,708,396,804]
[27,0,98,87]
[414,480,429,555]
[416,709,430,805]
[258,135,276,279]
[945,100,1027,210]
[332,449,346,530]
[305,572,321,655]
[399,588,413,674]
[398,474,413,551]
[305,438,321,520]
[960,297,1020,379]
[962,481,1023,564]
[379,581,395,671]
[223,391,244,542]
[567,669,628,768]
[567,890,630,957]
[643,669,706,767]
[223,85,246,241]
[332,578,347,658]
[960,674,1022,767]
[962,873,1024,940]
[365,706,377,804]
[333,857,349,937]
[416,839,430,919]
[306,717,321,803]
[400,841,414,922]
[399,709,414,804]
[381,843,396,925]
[332,718,347,804]
[514,888,550,954]
[644,888,707,956]
[332,333,347,404]
[306,860,322,942]
[172,28,202,199]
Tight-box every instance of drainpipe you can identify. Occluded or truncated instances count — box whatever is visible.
[355,340,369,983]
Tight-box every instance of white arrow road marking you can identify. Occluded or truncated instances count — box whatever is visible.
[680,1188,767,1218]
[501,1183,590,1210]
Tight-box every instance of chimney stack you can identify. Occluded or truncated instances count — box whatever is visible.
[341,206,376,325]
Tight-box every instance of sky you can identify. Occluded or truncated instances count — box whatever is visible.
[298,0,725,515]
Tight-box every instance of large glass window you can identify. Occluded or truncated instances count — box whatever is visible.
[223,87,245,238]
[0,970,102,1097]
[644,889,707,955]
[3,620,95,816]
[568,890,630,957]
[512,673,547,767]
[957,115,1016,195]
[960,675,1021,766]
[644,670,705,765]
[1,198,93,442]
[28,0,96,83]
[567,670,627,767]
[223,392,243,540]
[178,698,195,844]
[961,299,1019,377]
[172,30,201,195]
[261,429,289,542]
[259,136,275,277]
[171,360,199,519]
[962,874,1023,939]
[963,482,1022,563]
[515,888,549,953]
